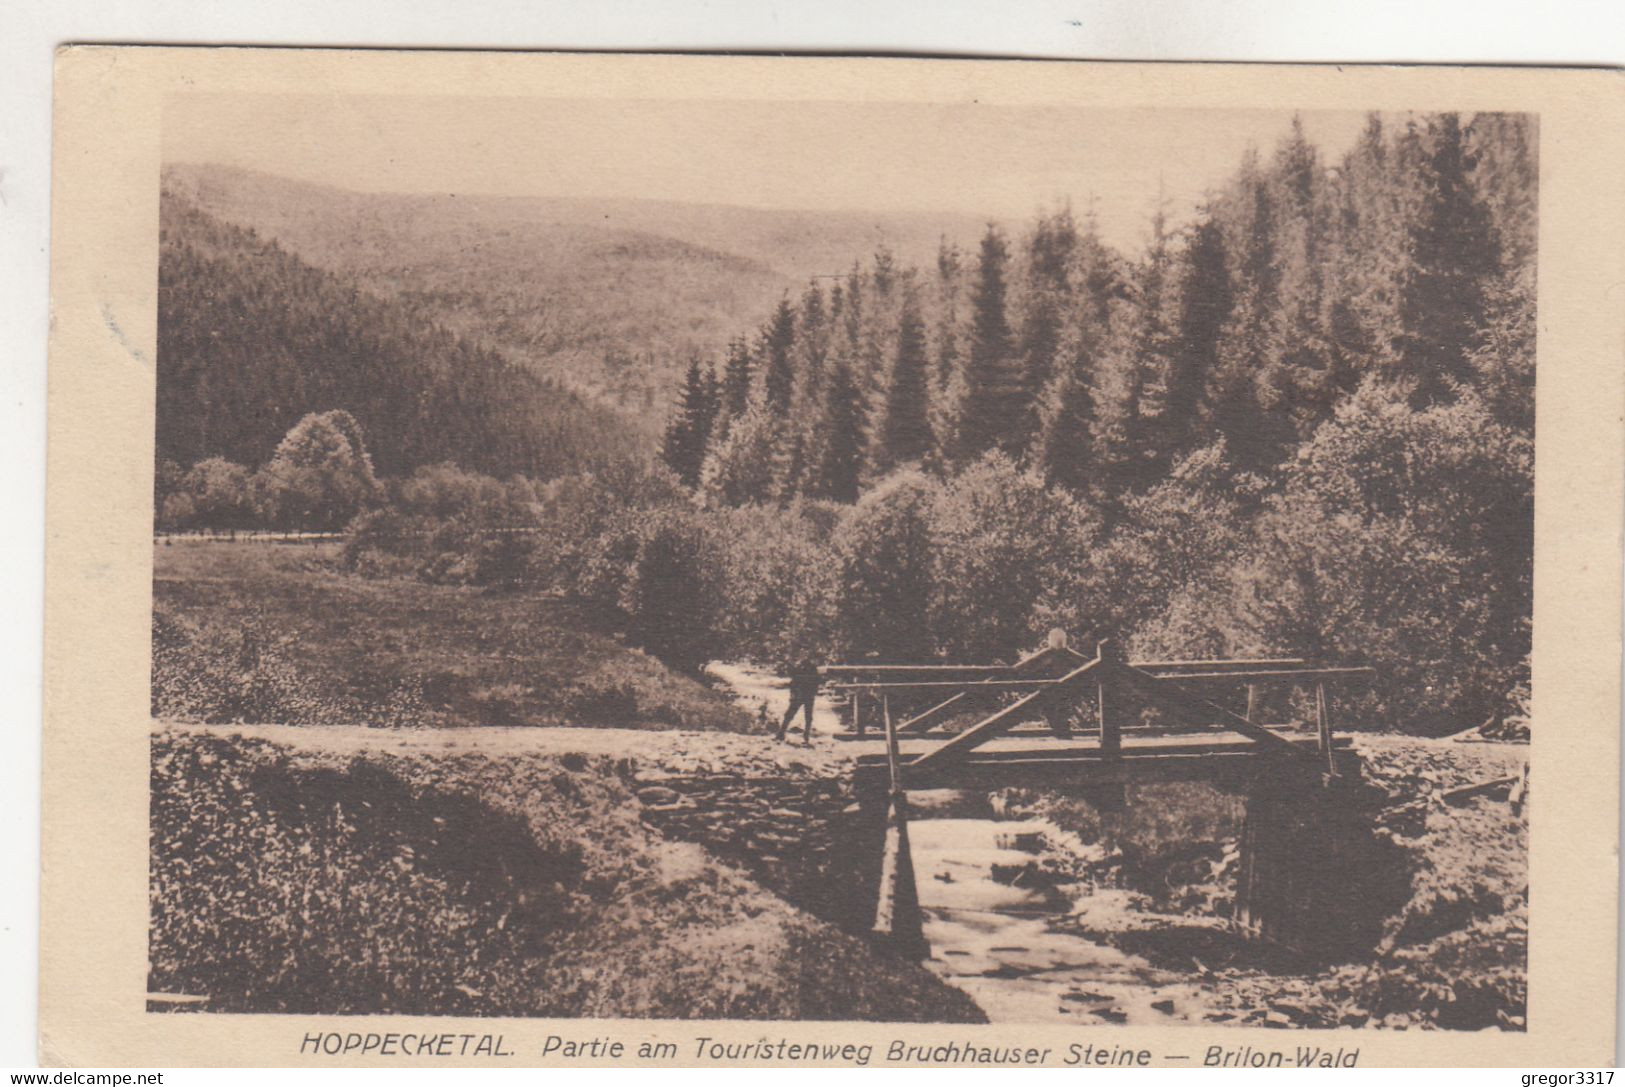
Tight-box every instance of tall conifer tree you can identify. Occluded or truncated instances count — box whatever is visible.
[1210,159,1293,469]
[1401,113,1501,404]
[812,357,867,503]
[955,225,1027,461]
[876,291,934,471]
[1120,201,1176,486]
[761,299,798,417]
[720,337,754,423]
[1018,210,1076,448]
[660,358,717,489]
[1164,214,1232,455]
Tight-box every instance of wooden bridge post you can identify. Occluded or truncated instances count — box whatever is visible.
[870,695,928,959]
[1314,682,1337,778]
[1083,640,1128,812]
[1096,639,1122,757]
[1233,754,1369,958]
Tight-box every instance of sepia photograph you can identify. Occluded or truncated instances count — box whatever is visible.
[144,86,1536,1031]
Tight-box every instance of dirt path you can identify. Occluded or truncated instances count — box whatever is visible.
[155,718,855,777]
[705,660,846,738]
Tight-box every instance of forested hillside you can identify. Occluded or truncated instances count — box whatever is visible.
[163,164,996,413]
[157,186,633,479]
[622,111,1536,732]
[664,113,1535,506]
[161,110,1538,735]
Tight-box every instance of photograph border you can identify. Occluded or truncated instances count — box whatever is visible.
[42,47,1625,1066]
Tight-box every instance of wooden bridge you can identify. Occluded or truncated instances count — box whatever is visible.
[823,633,1376,960]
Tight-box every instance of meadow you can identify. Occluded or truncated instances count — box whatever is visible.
[153,539,753,733]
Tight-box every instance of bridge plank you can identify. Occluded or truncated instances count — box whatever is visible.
[860,749,1345,790]
[843,666,1370,691]
[1129,666,1374,684]
[831,678,1055,692]
[852,732,1346,764]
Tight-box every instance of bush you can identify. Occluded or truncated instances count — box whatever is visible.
[1249,384,1530,728]
[619,509,727,674]
[710,502,841,665]
[255,410,384,531]
[929,453,1098,662]
[1088,442,1257,650]
[829,470,940,661]
[396,462,513,519]
[343,463,538,586]
[1132,383,1533,730]
[698,401,781,507]
[523,460,734,672]
[528,458,687,594]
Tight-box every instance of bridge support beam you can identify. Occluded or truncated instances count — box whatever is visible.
[870,789,929,960]
[1233,751,1370,958]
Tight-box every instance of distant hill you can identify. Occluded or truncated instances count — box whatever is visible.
[162,163,1003,411]
[158,185,637,479]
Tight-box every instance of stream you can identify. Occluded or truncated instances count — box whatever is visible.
[906,800,1220,1025]
[709,661,1228,1025]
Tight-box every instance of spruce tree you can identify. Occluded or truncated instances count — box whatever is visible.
[660,358,716,489]
[1209,161,1293,470]
[955,225,1027,461]
[703,363,723,430]
[876,291,934,471]
[1018,211,1075,448]
[1164,214,1232,455]
[761,299,798,416]
[796,282,829,404]
[1328,113,1406,377]
[1269,117,1345,440]
[720,336,755,424]
[812,357,867,503]
[1035,346,1098,494]
[1468,113,1538,274]
[1121,201,1176,486]
[1401,112,1501,405]
[934,237,964,393]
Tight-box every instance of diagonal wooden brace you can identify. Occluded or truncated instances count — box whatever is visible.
[898,691,969,733]
[1112,661,1319,762]
[907,658,1101,771]
[898,644,1089,733]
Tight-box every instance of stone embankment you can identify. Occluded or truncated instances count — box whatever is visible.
[632,764,870,929]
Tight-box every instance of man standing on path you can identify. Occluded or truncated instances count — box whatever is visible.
[777,655,821,746]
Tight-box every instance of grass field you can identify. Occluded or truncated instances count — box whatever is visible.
[153,539,754,732]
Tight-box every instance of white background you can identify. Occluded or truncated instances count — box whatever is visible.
[3,0,1622,1073]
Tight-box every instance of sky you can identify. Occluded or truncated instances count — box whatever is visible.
[165,94,1374,252]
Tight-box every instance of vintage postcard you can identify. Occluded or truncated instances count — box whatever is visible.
[41,48,1624,1067]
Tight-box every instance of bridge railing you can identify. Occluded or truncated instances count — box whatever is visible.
[825,635,1374,777]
